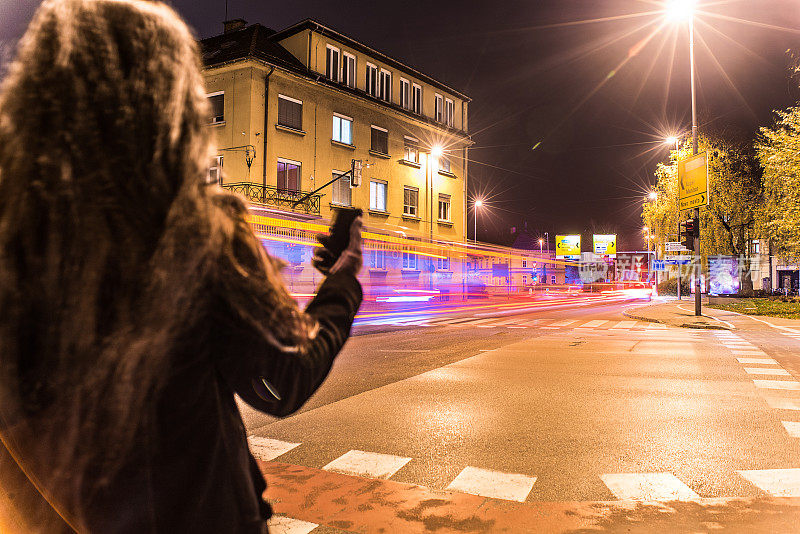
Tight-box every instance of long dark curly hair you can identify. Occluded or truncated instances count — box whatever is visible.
[0,0,315,529]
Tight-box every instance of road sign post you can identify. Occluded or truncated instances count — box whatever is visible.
[678,152,708,315]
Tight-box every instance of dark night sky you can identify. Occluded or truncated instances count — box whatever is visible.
[2,1,799,250]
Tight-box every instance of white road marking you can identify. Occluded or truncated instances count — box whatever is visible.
[744,367,791,376]
[766,398,800,410]
[600,473,699,501]
[611,321,638,329]
[737,357,779,365]
[520,320,544,327]
[551,320,577,327]
[579,320,607,328]
[738,468,800,497]
[731,350,768,356]
[446,466,536,502]
[782,421,800,437]
[752,380,800,390]
[322,450,411,480]
[267,516,318,534]
[247,437,300,462]
[646,323,668,330]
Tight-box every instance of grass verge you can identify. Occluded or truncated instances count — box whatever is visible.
[709,298,800,320]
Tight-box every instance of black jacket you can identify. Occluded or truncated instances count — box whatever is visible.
[136,271,363,533]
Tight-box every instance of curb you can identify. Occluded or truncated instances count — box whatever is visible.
[623,308,729,330]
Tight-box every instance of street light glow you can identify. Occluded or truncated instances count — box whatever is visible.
[648,191,658,201]
[475,199,483,208]
[431,145,444,158]
[665,136,678,145]
[666,0,696,22]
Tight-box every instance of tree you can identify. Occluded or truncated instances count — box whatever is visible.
[756,105,800,260]
[643,129,763,259]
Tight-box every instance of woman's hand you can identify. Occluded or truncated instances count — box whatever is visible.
[313,216,363,277]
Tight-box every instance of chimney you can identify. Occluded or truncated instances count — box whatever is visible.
[223,19,247,34]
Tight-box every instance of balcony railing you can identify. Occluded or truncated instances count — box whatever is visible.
[222,182,322,216]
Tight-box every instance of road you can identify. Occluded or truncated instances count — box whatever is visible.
[240,299,800,533]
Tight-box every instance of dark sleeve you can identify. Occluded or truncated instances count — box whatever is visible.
[215,272,362,417]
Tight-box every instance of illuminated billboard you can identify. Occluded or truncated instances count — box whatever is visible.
[555,234,581,259]
[593,234,617,257]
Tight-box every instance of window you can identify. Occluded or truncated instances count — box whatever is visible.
[437,256,450,271]
[523,275,528,286]
[438,194,451,221]
[403,136,419,163]
[325,45,340,82]
[444,98,455,127]
[412,84,422,114]
[207,155,223,184]
[277,95,302,130]
[399,78,410,109]
[551,275,556,284]
[332,113,353,145]
[522,259,527,268]
[276,159,300,194]
[342,52,356,87]
[370,180,387,211]
[439,157,451,173]
[208,91,224,124]
[366,63,378,97]
[331,171,351,206]
[370,249,386,269]
[434,93,443,122]
[403,250,418,270]
[751,239,761,255]
[379,69,392,102]
[370,125,388,155]
[403,186,418,217]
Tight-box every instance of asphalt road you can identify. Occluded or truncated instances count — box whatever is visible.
[239,299,800,532]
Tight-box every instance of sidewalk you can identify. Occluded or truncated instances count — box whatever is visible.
[624,297,735,330]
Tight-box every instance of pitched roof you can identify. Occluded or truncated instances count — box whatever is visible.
[200,24,306,72]
[271,19,470,101]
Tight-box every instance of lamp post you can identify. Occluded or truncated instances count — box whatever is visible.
[473,199,483,244]
[429,145,443,244]
[668,0,701,314]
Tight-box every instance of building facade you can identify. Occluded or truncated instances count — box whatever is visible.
[200,19,471,245]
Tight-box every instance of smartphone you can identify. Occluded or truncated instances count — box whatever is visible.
[317,207,362,269]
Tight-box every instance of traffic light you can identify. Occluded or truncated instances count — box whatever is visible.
[680,217,698,250]
[351,159,362,187]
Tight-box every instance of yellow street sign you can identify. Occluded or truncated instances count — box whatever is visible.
[555,234,581,259]
[678,152,709,211]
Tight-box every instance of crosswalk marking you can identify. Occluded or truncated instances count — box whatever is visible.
[765,398,800,411]
[738,468,800,497]
[731,350,768,356]
[550,319,577,327]
[599,473,699,501]
[752,380,800,390]
[579,320,607,328]
[322,450,411,480]
[782,421,800,437]
[737,357,778,365]
[267,516,318,534]
[646,322,667,330]
[610,320,638,329]
[743,367,791,376]
[446,466,536,502]
[247,437,300,462]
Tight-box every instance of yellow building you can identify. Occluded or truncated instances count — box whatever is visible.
[200,19,472,250]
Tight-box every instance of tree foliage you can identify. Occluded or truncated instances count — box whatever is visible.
[643,129,763,258]
[756,105,800,260]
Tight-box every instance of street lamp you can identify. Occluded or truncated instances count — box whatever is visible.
[427,145,444,243]
[473,199,483,244]
[667,0,700,314]
[648,191,658,201]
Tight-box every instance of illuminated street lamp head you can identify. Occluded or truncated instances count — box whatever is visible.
[648,191,658,201]
[665,136,678,145]
[431,145,444,158]
[538,238,543,246]
[475,199,483,208]
[666,0,696,22]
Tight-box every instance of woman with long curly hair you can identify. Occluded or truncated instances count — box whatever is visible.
[0,0,363,532]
